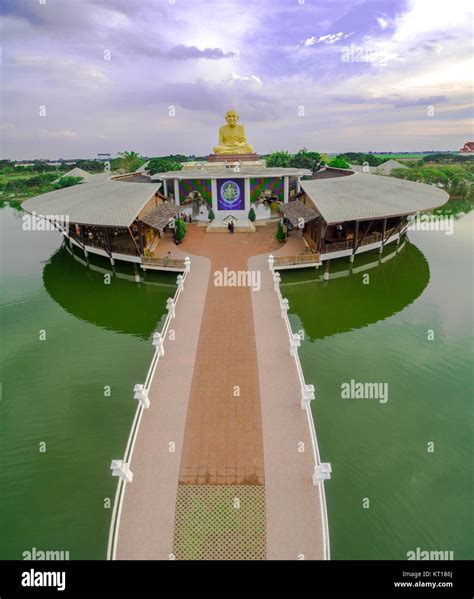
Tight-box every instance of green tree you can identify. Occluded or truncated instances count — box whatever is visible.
[146,158,183,175]
[291,148,321,172]
[328,157,350,169]
[110,151,145,173]
[275,220,286,242]
[248,207,256,222]
[338,153,386,167]
[266,151,292,168]
[53,176,83,189]
[208,208,215,221]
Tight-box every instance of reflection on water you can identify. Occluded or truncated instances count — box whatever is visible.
[282,240,430,340]
[281,217,473,560]
[0,206,174,559]
[43,244,176,338]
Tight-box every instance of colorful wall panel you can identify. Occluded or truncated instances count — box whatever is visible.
[250,177,284,203]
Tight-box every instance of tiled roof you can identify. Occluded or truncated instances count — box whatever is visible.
[22,175,161,227]
[301,171,448,223]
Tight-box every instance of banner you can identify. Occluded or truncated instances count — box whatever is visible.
[217,178,245,211]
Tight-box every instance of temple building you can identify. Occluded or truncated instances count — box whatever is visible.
[22,110,448,271]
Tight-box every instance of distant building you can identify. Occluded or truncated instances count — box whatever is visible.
[349,159,408,176]
[459,142,474,153]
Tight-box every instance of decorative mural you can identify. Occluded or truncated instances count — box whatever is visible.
[217,178,245,211]
[250,177,284,202]
[179,179,212,204]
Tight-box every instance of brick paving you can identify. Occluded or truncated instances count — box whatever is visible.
[116,223,326,560]
[176,224,280,485]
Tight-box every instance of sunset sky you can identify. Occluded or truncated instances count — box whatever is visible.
[1,0,472,158]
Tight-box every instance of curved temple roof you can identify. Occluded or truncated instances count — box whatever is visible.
[22,175,161,227]
[301,171,448,224]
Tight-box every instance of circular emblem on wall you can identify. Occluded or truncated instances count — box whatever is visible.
[220,180,241,209]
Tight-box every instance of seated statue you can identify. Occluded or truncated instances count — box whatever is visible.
[213,109,254,154]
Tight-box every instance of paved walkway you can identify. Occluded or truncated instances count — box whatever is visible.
[176,225,279,485]
[250,253,324,560]
[115,223,326,559]
[116,253,211,559]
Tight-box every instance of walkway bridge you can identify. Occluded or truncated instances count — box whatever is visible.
[107,224,331,560]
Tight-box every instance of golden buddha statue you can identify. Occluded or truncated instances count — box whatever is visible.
[213,109,254,154]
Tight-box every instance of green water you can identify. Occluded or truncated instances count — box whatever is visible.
[282,215,473,559]
[0,206,176,559]
[1,205,472,561]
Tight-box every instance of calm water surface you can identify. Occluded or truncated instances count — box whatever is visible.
[1,206,472,559]
[282,213,473,559]
[0,206,176,559]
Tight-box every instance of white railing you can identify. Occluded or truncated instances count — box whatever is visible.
[268,254,332,561]
[106,256,192,560]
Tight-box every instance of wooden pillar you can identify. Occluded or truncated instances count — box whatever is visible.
[351,220,359,261]
[396,216,402,245]
[380,218,387,253]
[105,227,114,264]
[136,221,145,255]
[80,225,88,257]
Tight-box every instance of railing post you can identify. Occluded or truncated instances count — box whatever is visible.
[110,460,133,483]
[280,298,289,319]
[133,384,150,409]
[184,256,191,272]
[300,383,315,409]
[152,332,165,356]
[312,463,332,485]
[166,298,176,318]
[268,254,274,271]
[273,271,281,292]
[290,332,301,357]
[176,274,184,293]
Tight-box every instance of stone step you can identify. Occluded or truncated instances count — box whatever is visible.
[206,219,256,233]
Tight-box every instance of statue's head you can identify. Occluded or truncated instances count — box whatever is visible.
[225,110,239,127]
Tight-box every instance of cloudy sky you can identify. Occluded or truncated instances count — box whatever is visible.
[1,0,472,159]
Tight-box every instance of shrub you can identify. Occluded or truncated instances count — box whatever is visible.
[275,221,286,242]
[248,207,256,222]
[54,176,83,189]
[208,208,215,221]
[175,218,186,242]
[328,157,350,169]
